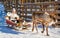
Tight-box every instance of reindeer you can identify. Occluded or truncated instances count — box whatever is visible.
[32,11,57,36]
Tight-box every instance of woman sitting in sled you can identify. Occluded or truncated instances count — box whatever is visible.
[5,8,20,29]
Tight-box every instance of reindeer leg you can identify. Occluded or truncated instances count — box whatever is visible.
[46,25,49,36]
[41,24,45,33]
[35,23,38,33]
[32,21,35,32]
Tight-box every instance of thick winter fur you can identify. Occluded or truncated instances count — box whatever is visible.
[32,12,57,36]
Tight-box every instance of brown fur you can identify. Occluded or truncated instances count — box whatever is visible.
[32,12,57,36]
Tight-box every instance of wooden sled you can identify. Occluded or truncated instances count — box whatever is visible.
[6,19,17,27]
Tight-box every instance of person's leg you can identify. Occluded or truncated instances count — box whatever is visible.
[11,20,16,28]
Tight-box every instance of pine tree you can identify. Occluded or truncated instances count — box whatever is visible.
[0,2,6,26]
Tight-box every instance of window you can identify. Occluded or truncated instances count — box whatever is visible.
[58,8,60,10]
[58,24,60,26]
[31,0,35,3]
[58,14,60,16]
[58,19,60,21]
[51,0,55,1]
[37,0,49,2]
[27,9,31,11]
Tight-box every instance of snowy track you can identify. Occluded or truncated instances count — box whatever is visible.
[0,26,60,38]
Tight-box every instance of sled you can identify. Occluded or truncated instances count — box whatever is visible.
[6,19,17,26]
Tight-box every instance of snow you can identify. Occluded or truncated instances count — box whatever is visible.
[0,25,60,38]
[0,2,60,38]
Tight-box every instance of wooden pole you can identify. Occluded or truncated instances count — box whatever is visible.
[35,0,37,3]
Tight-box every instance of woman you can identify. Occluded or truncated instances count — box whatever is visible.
[6,8,19,28]
[10,8,19,23]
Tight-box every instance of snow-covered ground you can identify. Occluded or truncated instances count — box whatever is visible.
[0,25,60,38]
[0,2,60,38]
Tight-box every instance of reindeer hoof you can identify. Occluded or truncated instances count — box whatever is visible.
[41,31,44,33]
[47,34,49,36]
[32,29,34,32]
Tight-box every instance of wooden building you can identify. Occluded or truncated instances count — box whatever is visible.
[1,0,60,27]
